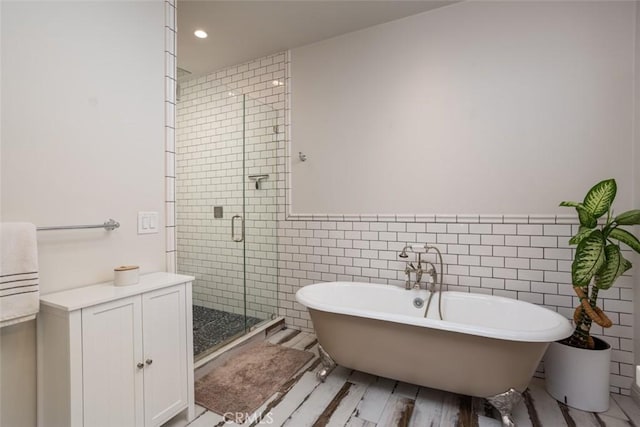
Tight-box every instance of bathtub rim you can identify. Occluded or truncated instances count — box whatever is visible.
[296,281,573,343]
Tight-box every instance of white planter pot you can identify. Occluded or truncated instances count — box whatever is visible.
[544,337,611,412]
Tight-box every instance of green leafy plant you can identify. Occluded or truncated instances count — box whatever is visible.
[560,179,640,349]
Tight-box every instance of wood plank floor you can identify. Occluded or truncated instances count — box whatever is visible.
[164,331,640,427]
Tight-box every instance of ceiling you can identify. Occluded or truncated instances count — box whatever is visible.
[177,0,458,79]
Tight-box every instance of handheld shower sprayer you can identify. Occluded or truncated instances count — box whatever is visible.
[423,244,444,320]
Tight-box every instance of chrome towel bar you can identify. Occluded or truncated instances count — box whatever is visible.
[37,219,120,231]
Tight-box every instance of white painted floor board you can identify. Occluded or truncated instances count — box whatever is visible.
[603,397,631,421]
[567,406,603,427]
[511,399,533,427]
[291,343,320,377]
[290,333,317,351]
[410,386,445,426]
[283,366,351,427]
[224,390,285,427]
[344,417,376,427]
[267,328,296,344]
[377,394,414,426]
[599,413,633,427]
[162,405,207,427]
[325,381,370,427]
[281,331,309,349]
[613,394,640,426]
[182,410,225,427]
[266,371,323,426]
[354,376,396,424]
[394,381,420,400]
[439,390,463,426]
[527,378,568,426]
[348,370,377,387]
[180,332,640,427]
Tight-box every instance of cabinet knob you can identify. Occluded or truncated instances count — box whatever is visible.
[137,362,144,369]
[145,359,153,365]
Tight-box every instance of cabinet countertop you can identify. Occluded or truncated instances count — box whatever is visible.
[40,272,195,312]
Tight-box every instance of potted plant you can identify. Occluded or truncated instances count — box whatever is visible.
[544,178,640,412]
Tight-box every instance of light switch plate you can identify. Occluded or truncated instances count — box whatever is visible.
[138,211,159,234]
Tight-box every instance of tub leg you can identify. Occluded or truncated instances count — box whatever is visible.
[486,388,523,427]
[316,345,336,382]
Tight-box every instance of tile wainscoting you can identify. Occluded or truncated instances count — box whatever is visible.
[277,215,635,395]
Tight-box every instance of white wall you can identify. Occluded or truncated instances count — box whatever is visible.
[291,1,635,215]
[0,2,166,426]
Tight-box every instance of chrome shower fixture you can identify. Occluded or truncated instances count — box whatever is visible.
[399,246,410,258]
[398,243,445,320]
[398,244,425,259]
[248,174,269,190]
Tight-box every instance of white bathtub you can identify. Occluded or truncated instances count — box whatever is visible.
[296,282,572,402]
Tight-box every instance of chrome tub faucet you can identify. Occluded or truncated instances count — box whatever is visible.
[398,243,445,319]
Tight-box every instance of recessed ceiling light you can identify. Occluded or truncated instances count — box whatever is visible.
[272,80,284,86]
[194,30,208,39]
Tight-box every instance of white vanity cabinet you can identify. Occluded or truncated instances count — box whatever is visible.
[37,272,195,427]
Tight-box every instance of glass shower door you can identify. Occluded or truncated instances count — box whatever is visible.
[177,84,248,360]
[243,96,280,324]
[176,82,279,361]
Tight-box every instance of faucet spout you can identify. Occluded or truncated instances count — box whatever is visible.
[414,254,424,286]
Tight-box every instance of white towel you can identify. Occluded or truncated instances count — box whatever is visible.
[0,223,39,327]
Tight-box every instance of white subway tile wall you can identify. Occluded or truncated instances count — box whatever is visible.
[165,0,176,272]
[170,50,634,395]
[176,53,285,321]
[279,215,635,392]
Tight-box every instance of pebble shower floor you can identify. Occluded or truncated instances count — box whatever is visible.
[192,305,262,357]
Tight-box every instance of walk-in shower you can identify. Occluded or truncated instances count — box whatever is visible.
[176,78,281,360]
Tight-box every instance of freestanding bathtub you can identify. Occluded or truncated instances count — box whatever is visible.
[296,282,573,426]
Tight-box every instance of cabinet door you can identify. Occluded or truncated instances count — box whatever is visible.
[142,284,188,426]
[82,296,144,427]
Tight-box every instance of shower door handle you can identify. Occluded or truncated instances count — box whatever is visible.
[231,215,244,242]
